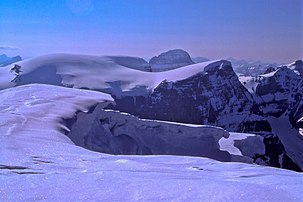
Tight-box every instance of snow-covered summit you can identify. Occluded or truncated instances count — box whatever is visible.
[0,53,230,97]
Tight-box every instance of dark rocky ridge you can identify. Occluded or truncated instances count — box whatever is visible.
[106,62,303,171]
[149,49,194,71]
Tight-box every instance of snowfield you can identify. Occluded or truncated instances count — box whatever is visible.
[1,84,302,201]
[0,53,231,97]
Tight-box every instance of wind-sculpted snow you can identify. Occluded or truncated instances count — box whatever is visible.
[0,53,231,97]
[0,84,113,144]
[1,84,302,201]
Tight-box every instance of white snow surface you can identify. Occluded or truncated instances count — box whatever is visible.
[0,53,231,96]
[0,84,302,201]
[238,75,258,93]
[0,84,113,144]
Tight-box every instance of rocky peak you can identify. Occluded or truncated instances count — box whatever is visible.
[263,66,276,74]
[288,60,303,76]
[149,49,194,71]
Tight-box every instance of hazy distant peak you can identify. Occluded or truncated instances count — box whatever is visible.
[191,57,210,63]
[149,49,194,71]
[0,54,22,67]
[151,49,193,63]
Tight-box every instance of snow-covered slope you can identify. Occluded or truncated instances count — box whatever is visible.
[1,84,302,201]
[149,49,194,71]
[0,53,230,97]
[0,84,113,144]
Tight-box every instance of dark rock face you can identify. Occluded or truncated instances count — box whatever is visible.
[64,105,231,162]
[139,64,254,130]
[149,49,194,71]
[107,62,303,171]
[288,60,303,76]
[256,66,303,125]
[263,134,301,172]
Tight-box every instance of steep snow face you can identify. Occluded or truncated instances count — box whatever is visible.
[149,49,194,71]
[0,53,230,97]
[0,84,113,144]
[0,54,22,67]
[1,84,302,201]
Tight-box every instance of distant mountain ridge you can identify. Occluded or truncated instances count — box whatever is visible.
[149,49,194,71]
[0,53,302,171]
[0,54,22,67]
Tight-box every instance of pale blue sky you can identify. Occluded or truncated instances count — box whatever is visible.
[0,0,302,62]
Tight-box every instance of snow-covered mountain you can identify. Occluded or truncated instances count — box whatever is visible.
[149,49,194,71]
[0,53,229,97]
[0,54,302,171]
[108,61,303,171]
[1,84,302,201]
[0,54,22,67]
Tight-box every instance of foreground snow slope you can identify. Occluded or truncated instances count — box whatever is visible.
[0,53,231,96]
[0,84,302,201]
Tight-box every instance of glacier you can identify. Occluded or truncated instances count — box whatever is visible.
[1,84,302,201]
